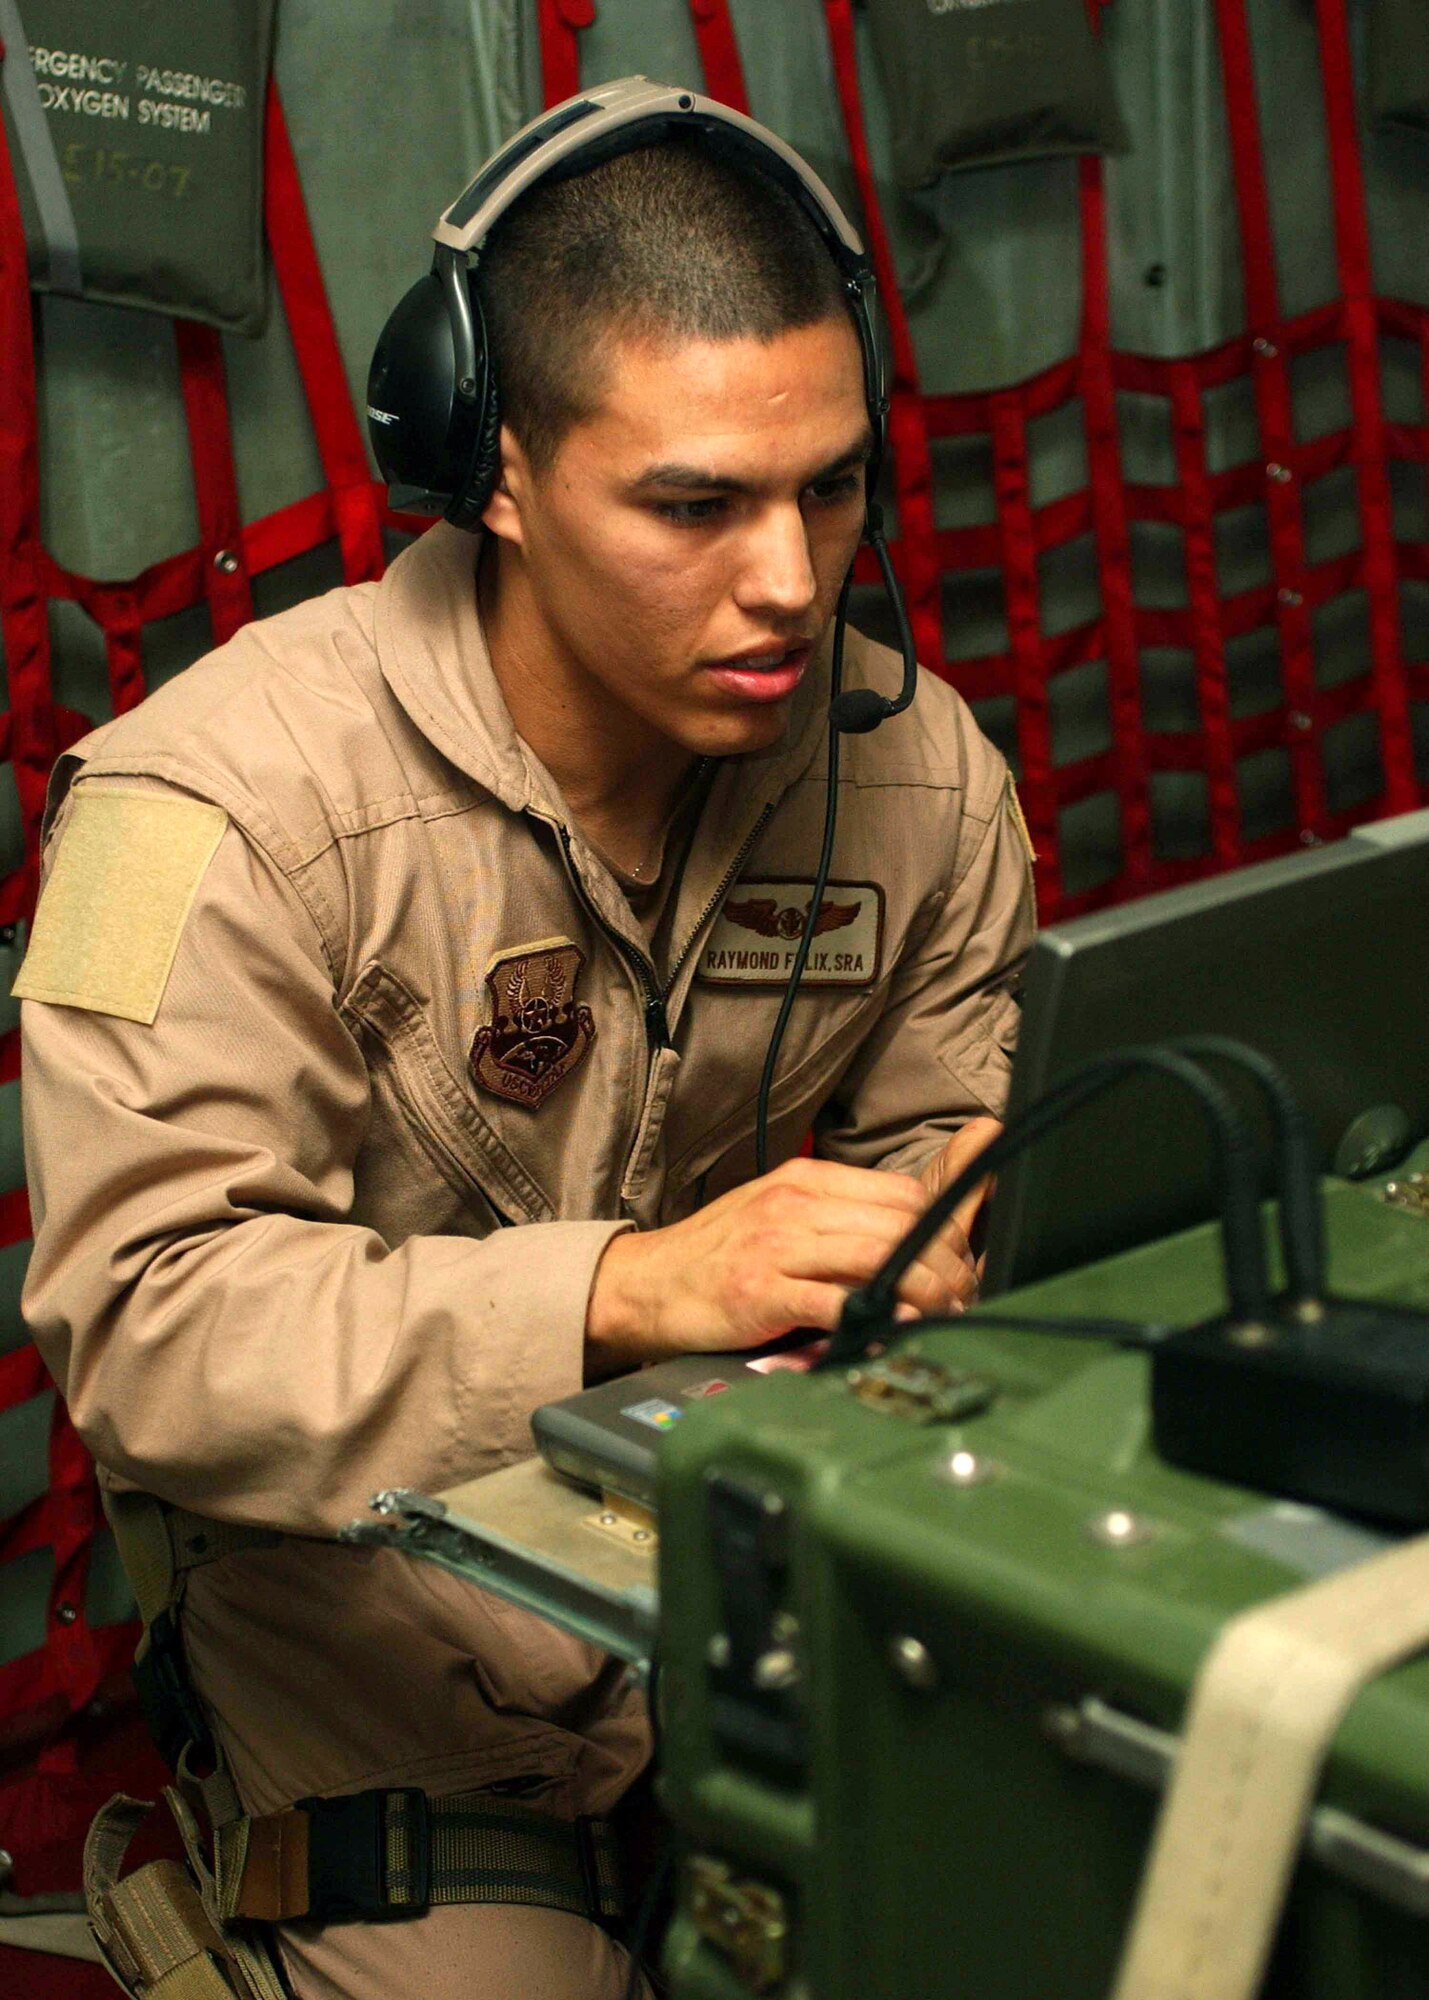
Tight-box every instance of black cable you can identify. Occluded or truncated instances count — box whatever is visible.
[821,1042,1272,1367]
[754,568,852,1177]
[1165,1035,1324,1302]
[620,1840,675,2000]
[935,1309,1173,1348]
[827,511,916,735]
[620,1652,673,2000]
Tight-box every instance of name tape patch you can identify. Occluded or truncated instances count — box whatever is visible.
[699,878,885,989]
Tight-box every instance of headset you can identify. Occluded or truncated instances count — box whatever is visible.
[368,76,922,1167]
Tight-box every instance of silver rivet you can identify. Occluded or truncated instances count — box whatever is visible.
[752,1647,800,1692]
[599,1511,618,1526]
[938,1448,1000,1488]
[889,1634,938,1691]
[1253,336,1279,359]
[1267,462,1293,484]
[213,548,239,574]
[1277,587,1304,608]
[1289,711,1313,732]
[1088,1508,1156,1548]
[55,1602,77,1625]
[707,1633,731,1669]
[632,1528,652,1544]
[1229,1320,1278,1348]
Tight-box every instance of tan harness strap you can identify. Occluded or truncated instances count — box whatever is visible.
[101,1492,281,1639]
[1112,1531,1429,2000]
[231,1788,624,1927]
[84,1794,284,2000]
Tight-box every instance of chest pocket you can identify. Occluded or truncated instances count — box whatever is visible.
[340,962,553,1231]
[663,992,878,1216]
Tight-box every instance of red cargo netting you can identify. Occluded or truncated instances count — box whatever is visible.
[0,73,421,1759]
[540,0,1429,918]
[4,0,1429,1768]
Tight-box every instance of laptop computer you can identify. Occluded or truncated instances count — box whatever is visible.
[531,1337,823,1507]
[533,806,1429,1503]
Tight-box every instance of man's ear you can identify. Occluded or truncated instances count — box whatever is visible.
[480,425,528,546]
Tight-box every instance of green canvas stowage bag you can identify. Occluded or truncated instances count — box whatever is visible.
[864,0,1129,190]
[1368,0,1429,139]
[0,0,277,333]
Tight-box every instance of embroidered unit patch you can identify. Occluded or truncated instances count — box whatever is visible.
[469,936,596,1109]
[698,879,885,988]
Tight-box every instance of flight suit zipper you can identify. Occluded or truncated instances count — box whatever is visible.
[556,805,776,1212]
[557,803,775,1053]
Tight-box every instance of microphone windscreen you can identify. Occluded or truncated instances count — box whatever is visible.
[829,688,889,734]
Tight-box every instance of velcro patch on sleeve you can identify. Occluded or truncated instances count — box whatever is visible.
[12,789,228,1024]
[698,879,884,988]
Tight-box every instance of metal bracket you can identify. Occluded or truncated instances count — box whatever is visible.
[343,1475,657,1665]
[583,1492,657,1550]
[688,1855,790,1995]
[1046,1695,1429,1919]
[844,1352,998,1425]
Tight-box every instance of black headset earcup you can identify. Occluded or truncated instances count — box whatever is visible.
[367,272,474,509]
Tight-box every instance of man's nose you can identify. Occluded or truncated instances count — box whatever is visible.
[734,505,818,621]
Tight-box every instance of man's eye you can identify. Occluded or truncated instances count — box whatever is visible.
[652,497,728,525]
[807,472,862,506]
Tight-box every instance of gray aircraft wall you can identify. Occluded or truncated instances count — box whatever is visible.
[2,0,1427,1685]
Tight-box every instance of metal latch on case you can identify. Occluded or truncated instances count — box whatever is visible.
[688,1854,790,1994]
[844,1352,998,1424]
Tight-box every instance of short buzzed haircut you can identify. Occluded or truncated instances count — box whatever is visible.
[479,136,850,475]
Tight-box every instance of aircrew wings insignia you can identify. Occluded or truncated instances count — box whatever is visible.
[725,896,861,942]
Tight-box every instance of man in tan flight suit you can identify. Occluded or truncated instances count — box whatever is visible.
[15,135,1033,1998]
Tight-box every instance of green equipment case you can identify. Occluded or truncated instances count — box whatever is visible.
[654,1176,1429,1999]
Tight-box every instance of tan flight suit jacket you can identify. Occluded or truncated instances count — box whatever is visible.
[16,521,1034,1844]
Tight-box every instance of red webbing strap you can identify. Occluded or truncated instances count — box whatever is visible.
[688,0,750,112]
[1078,131,1150,890]
[537,0,592,106]
[821,0,943,676]
[1314,0,1416,812]
[0,135,89,1812]
[0,45,56,911]
[1212,0,1325,838]
[174,321,254,646]
[989,391,1058,909]
[101,584,147,717]
[1169,362,1241,868]
[263,86,385,588]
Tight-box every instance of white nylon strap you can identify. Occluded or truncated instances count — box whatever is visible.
[1112,1531,1429,2000]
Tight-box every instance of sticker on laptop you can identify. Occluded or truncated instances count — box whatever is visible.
[698,879,885,988]
[683,1379,732,1400]
[622,1397,685,1431]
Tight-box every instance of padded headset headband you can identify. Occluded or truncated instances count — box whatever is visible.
[367,76,887,529]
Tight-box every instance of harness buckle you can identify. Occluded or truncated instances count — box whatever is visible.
[298,1789,431,1922]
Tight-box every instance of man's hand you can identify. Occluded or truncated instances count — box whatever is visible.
[917,1116,1002,1293]
[585,1154,981,1379]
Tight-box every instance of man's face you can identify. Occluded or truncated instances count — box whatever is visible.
[487,314,871,758]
